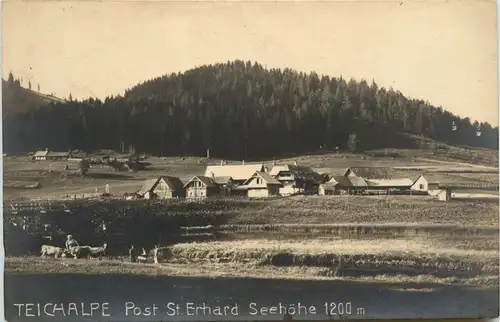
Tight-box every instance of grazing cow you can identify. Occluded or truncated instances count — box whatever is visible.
[40,245,66,258]
[71,246,92,259]
[87,243,108,259]
[137,248,148,263]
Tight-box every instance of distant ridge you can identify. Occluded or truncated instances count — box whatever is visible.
[2,78,66,116]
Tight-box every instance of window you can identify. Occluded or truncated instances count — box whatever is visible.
[256,178,261,184]
[419,184,424,190]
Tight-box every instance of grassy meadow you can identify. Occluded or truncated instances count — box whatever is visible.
[3,149,499,288]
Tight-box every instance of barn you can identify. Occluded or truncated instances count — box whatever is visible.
[138,176,185,200]
[366,178,415,194]
[204,163,265,186]
[242,172,282,198]
[46,151,70,161]
[184,176,219,199]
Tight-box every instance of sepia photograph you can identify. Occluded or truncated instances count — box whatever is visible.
[1,0,499,321]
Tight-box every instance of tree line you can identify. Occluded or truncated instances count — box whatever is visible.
[3,60,498,157]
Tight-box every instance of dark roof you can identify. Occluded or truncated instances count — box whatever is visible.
[47,152,70,157]
[255,171,282,185]
[270,164,323,183]
[344,167,395,179]
[348,176,368,187]
[184,176,216,188]
[158,176,184,191]
[212,176,232,185]
[329,176,353,187]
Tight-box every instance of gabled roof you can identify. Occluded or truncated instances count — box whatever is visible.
[204,164,264,181]
[244,171,282,185]
[413,174,453,185]
[139,179,157,195]
[158,176,185,191]
[348,176,368,187]
[328,175,352,187]
[344,167,395,179]
[34,150,49,157]
[139,176,185,195]
[328,175,367,188]
[320,183,337,191]
[269,164,323,183]
[184,176,216,188]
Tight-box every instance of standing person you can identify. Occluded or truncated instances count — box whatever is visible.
[129,245,136,263]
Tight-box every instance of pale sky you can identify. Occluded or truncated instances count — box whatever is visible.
[2,0,498,125]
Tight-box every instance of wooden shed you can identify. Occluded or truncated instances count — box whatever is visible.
[138,176,185,200]
[242,172,282,198]
[184,176,219,199]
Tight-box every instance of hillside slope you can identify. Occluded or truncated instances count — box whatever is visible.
[2,79,65,116]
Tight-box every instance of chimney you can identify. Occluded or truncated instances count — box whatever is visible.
[46,148,49,152]
[242,160,245,165]
[264,166,269,173]
[273,160,276,166]
[294,160,298,166]
[220,159,224,166]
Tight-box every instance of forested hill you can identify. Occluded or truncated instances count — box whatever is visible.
[3,60,498,157]
[2,74,65,117]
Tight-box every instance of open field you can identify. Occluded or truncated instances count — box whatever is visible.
[4,195,499,227]
[4,257,498,287]
[3,149,498,200]
[224,195,499,227]
[163,236,498,282]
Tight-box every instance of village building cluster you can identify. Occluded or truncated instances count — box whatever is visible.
[136,161,452,201]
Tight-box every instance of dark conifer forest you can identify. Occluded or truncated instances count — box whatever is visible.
[3,60,498,158]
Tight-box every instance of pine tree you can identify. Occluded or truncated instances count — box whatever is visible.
[7,72,14,85]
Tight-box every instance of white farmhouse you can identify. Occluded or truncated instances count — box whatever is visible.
[410,175,441,196]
